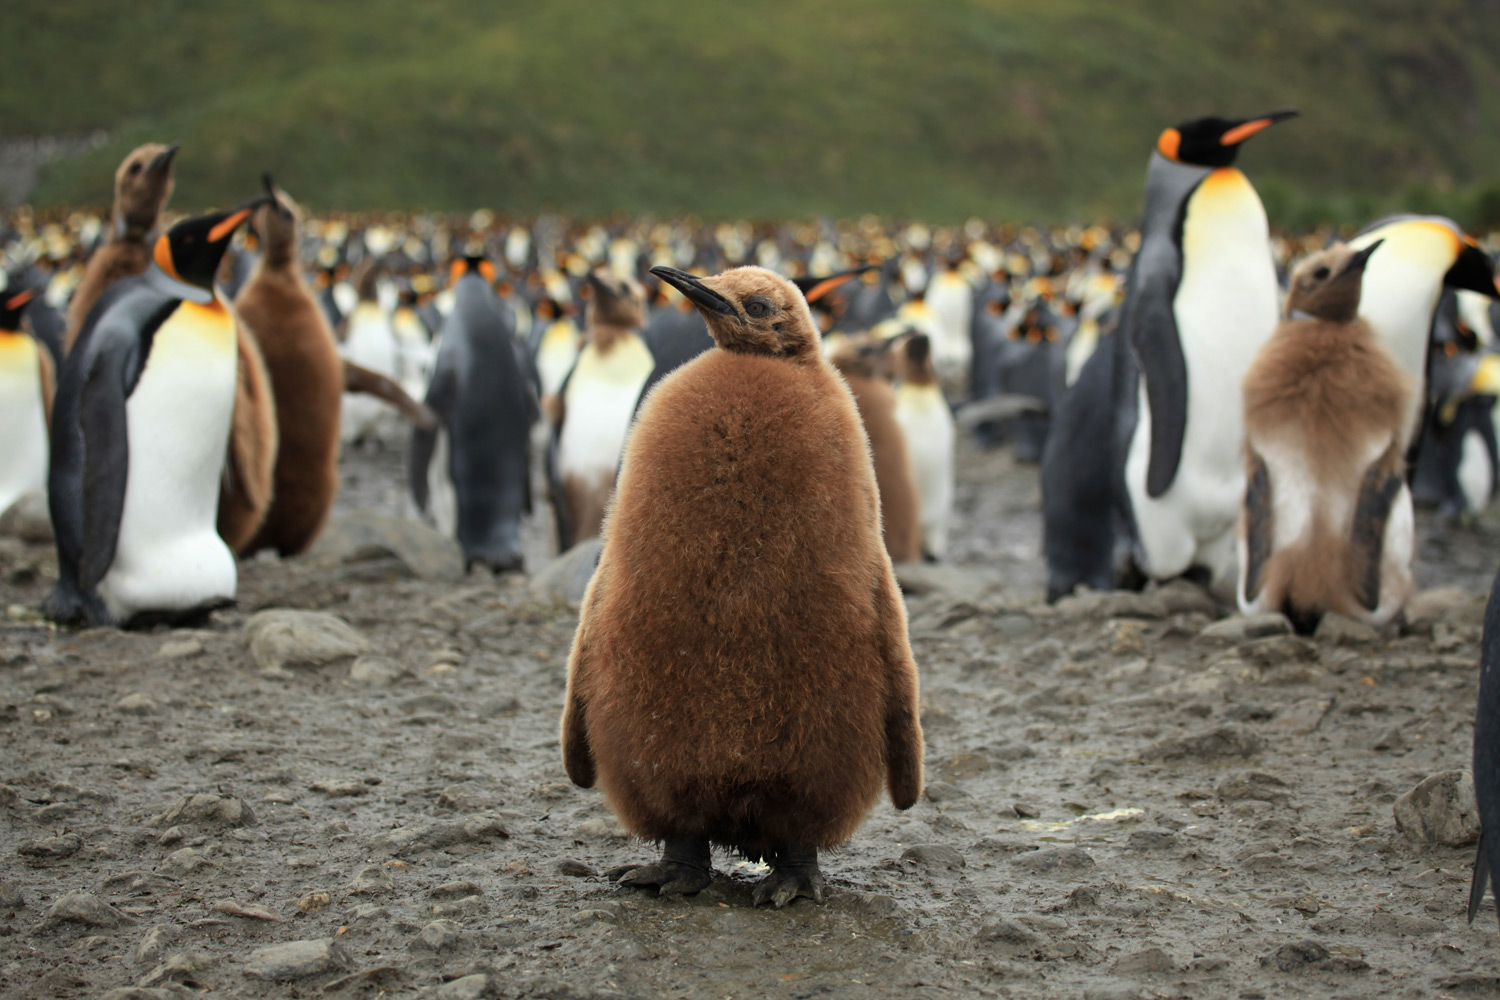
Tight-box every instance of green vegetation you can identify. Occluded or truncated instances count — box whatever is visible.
[9,0,1500,226]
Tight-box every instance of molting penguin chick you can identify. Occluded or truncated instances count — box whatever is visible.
[561,265,923,907]
[65,142,180,353]
[892,332,955,561]
[1238,240,1416,632]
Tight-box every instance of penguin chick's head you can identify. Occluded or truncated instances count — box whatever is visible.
[153,196,271,291]
[1156,109,1297,168]
[1285,240,1383,323]
[586,269,646,329]
[252,173,301,266]
[650,265,820,360]
[115,142,180,233]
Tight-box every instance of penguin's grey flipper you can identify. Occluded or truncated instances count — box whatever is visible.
[408,358,458,514]
[77,345,133,591]
[1349,443,1405,612]
[1243,449,1273,602]
[1470,830,1491,924]
[1128,268,1188,498]
[548,362,577,552]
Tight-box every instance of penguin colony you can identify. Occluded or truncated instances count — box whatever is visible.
[5,118,1500,910]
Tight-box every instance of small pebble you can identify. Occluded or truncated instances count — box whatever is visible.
[901,844,965,870]
[242,938,347,981]
[417,919,462,951]
[114,693,158,715]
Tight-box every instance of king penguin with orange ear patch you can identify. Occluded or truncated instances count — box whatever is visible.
[0,271,55,518]
[561,265,924,907]
[44,196,270,627]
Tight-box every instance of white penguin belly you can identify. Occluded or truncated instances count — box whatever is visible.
[98,306,238,621]
[895,384,955,558]
[1460,428,1494,514]
[392,311,433,399]
[537,322,581,402]
[926,277,974,377]
[341,303,400,443]
[1128,169,1279,584]
[0,334,49,516]
[428,428,458,539]
[558,338,653,484]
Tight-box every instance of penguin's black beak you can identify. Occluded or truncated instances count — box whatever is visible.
[1445,240,1500,298]
[1220,108,1299,146]
[1344,239,1384,275]
[149,142,181,176]
[794,265,876,305]
[207,194,276,244]
[649,266,737,316]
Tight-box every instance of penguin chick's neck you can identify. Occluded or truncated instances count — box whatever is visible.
[586,317,641,355]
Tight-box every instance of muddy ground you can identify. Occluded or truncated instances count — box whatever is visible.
[2,434,1500,1000]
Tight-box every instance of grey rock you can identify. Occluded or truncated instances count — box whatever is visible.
[1394,770,1480,847]
[1010,847,1096,874]
[556,858,599,877]
[1095,591,1169,620]
[115,693,159,715]
[134,924,178,965]
[243,610,371,674]
[429,880,483,900]
[1113,947,1176,974]
[1125,829,1178,851]
[370,817,509,855]
[156,637,203,660]
[17,833,82,858]
[1142,725,1265,762]
[1155,580,1220,616]
[975,918,1039,948]
[1405,587,1472,630]
[1315,613,1378,645]
[160,848,217,877]
[0,881,21,909]
[140,949,216,987]
[434,974,489,1000]
[349,654,406,687]
[98,990,195,1000]
[528,538,602,609]
[892,562,1004,604]
[242,938,347,981]
[155,793,256,828]
[311,510,464,581]
[0,492,53,543]
[348,865,397,896]
[1260,939,1368,973]
[1200,613,1292,643]
[901,844,965,870]
[1217,771,1291,802]
[417,919,462,951]
[574,816,628,842]
[1235,635,1318,668]
[39,890,134,929]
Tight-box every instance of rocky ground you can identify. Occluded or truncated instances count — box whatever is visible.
[2,436,1500,1000]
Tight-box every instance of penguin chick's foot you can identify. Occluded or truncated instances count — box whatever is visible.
[607,836,713,896]
[752,845,826,908]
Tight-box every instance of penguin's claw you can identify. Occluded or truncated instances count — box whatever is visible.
[751,868,826,908]
[609,860,713,896]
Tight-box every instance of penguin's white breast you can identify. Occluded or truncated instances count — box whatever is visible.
[0,332,48,512]
[558,336,653,478]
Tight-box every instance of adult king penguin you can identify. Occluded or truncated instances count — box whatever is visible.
[44,197,269,627]
[0,271,54,517]
[562,265,922,907]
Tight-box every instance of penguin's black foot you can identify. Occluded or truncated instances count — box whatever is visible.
[607,836,712,897]
[752,845,826,908]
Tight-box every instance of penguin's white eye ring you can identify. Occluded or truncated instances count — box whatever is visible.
[745,299,770,318]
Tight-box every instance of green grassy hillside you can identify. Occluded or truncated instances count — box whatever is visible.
[9,0,1500,225]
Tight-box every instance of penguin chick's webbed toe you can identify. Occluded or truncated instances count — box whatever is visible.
[607,837,713,896]
[751,845,826,908]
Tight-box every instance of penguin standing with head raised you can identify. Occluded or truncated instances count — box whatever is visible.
[893,332,955,561]
[44,197,268,626]
[1239,240,1416,631]
[0,271,54,517]
[561,265,923,906]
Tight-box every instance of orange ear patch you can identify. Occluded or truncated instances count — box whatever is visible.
[1156,128,1181,161]
[153,234,182,282]
[479,261,497,283]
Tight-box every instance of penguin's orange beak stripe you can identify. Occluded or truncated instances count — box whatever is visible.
[153,234,182,283]
[1156,128,1181,161]
[5,289,35,310]
[1220,118,1274,146]
[804,273,858,303]
[207,208,252,244]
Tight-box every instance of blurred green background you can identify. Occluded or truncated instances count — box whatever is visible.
[8,0,1500,227]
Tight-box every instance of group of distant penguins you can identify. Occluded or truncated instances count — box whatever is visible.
[10,110,1500,911]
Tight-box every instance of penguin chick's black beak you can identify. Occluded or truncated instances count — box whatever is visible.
[1219,108,1299,146]
[649,266,737,316]
[1344,238,1384,275]
[149,142,181,176]
[1445,239,1500,298]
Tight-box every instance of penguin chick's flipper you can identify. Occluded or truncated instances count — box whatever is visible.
[560,623,597,787]
[751,844,827,908]
[343,360,439,431]
[608,837,713,896]
[874,570,924,809]
[1242,449,1273,602]
[1128,269,1188,498]
[77,349,132,590]
[1469,829,1492,925]
[1348,443,1405,612]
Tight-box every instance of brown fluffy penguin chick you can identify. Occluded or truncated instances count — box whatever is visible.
[216,314,279,554]
[234,181,344,556]
[829,334,924,564]
[561,265,924,908]
[65,142,179,352]
[1239,240,1416,631]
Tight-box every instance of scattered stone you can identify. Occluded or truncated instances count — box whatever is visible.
[296,892,331,912]
[115,693,159,715]
[140,949,217,987]
[98,990,195,1000]
[527,538,602,609]
[1217,771,1292,802]
[1113,947,1176,974]
[1142,725,1265,762]
[1276,697,1332,735]
[1405,588,1471,631]
[156,637,203,661]
[311,511,465,581]
[417,919,462,951]
[1094,591,1169,620]
[1019,639,1066,669]
[243,610,372,674]
[0,493,53,543]
[348,655,406,687]
[1236,635,1318,668]
[134,924,178,965]
[1367,910,1445,936]
[892,562,1004,603]
[435,974,490,1000]
[1370,726,1407,753]
[429,881,483,900]
[309,780,367,798]
[436,784,503,812]
[0,881,22,909]
[210,899,282,921]
[1260,939,1368,973]
[1010,847,1095,874]
[1155,580,1220,616]
[39,890,133,929]
[347,865,397,896]
[1125,829,1178,851]
[1315,614,1378,645]
[901,844,965,870]
[923,781,970,803]
[242,938,347,981]
[1393,770,1480,847]
[1199,613,1292,643]
[160,849,216,877]
[17,833,82,858]
[557,858,598,877]
[975,918,1039,949]
[155,793,256,828]
[936,752,993,779]
[571,909,617,924]
[574,816,627,842]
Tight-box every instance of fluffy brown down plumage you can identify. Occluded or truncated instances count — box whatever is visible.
[561,266,923,858]
[234,184,344,556]
[215,321,279,555]
[830,335,924,564]
[1241,243,1413,621]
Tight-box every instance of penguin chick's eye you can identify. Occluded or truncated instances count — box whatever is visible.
[127,162,143,176]
[744,298,771,318]
[1312,266,1331,281]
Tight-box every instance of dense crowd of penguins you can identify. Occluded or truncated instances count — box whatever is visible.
[7,107,1500,909]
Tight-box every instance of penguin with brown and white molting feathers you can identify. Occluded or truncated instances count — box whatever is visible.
[410,255,534,573]
[44,197,270,627]
[561,264,923,906]
[1238,240,1416,632]
[828,334,924,565]
[64,142,179,354]
[892,332,955,561]
[924,256,974,383]
[233,177,345,557]
[0,270,55,517]
[338,258,399,445]
[548,269,653,551]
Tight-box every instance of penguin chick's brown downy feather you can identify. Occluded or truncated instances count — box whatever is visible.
[65,143,178,353]
[216,314,279,555]
[561,265,923,907]
[1240,241,1414,628]
[234,182,343,556]
[830,335,924,564]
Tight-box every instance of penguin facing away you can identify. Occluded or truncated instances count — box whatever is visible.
[233,177,345,557]
[0,273,54,517]
[561,265,923,907]
[892,332,955,561]
[1469,561,1500,929]
[1238,240,1416,632]
[410,255,534,573]
[45,197,269,627]
[65,142,180,353]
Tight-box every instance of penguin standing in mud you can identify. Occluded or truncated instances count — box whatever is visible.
[233,178,345,557]
[0,272,54,517]
[1411,291,1500,520]
[45,198,269,627]
[65,142,179,353]
[893,332,955,560]
[1470,562,1500,928]
[1239,241,1415,631]
[561,265,923,907]
[549,270,653,551]
[411,255,534,573]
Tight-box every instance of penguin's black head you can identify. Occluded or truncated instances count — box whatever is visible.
[153,196,270,291]
[1285,239,1383,323]
[792,265,875,333]
[115,141,180,233]
[0,270,39,331]
[586,269,646,329]
[651,265,820,361]
[1157,109,1298,168]
[448,254,496,286]
[1446,238,1500,298]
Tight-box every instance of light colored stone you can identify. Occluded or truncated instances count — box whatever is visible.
[155,793,256,828]
[1314,613,1378,645]
[156,637,204,660]
[435,974,489,1000]
[243,610,371,674]
[242,938,346,981]
[348,655,405,687]
[311,511,464,581]
[1199,613,1292,643]
[528,538,602,609]
[1394,770,1480,847]
[901,844,965,870]
[40,890,133,929]
[115,693,158,716]
[0,493,53,543]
